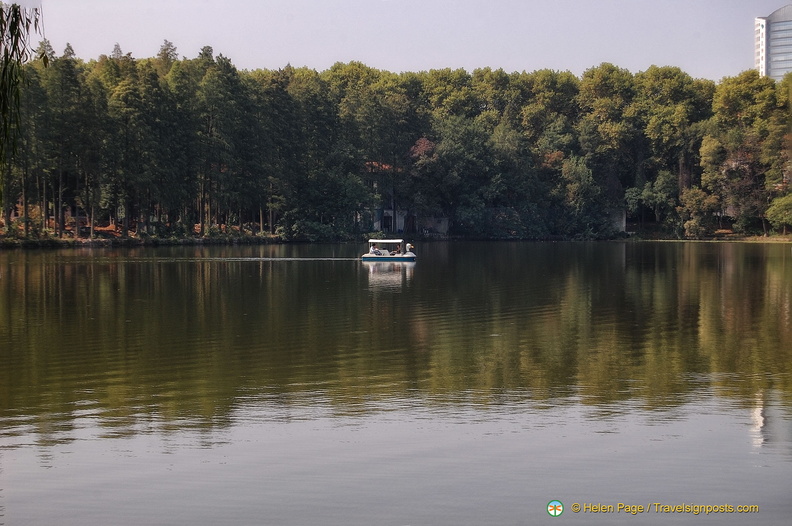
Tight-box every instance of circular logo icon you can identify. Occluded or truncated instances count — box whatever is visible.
[547,500,564,517]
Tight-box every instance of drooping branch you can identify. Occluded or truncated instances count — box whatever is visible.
[1,2,45,159]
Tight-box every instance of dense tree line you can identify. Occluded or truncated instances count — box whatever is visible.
[2,40,791,241]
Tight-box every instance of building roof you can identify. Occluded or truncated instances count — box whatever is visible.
[767,5,792,22]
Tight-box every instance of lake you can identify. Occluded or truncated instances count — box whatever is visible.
[1,241,791,525]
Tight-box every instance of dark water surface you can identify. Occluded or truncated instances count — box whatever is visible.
[1,241,791,525]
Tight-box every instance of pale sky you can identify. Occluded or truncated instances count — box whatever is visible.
[35,0,789,80]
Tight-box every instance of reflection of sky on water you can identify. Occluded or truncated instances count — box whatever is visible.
[3,391,791,526]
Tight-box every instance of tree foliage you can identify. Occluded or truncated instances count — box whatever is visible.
[2,40,791,241]
[766,193,792,233]
[1,2,44,158]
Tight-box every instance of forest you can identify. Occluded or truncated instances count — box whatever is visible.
[2,39,792,242]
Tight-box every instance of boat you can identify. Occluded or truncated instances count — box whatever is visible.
[361,238,416,262]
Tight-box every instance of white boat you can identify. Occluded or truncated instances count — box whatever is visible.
[361,239,416,262]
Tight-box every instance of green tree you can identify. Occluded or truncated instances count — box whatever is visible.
[323,63,402,222]
[107,77,146,237]
[634,66,714,192]
[576,63,642,208]
[37,44,85,236]
[766,193,792,234]
[557,155,610,237]
[678,185,720,238]
[164,54,205,232]
[625,67,714,233]
[137,61,177,233]
[420,68,477,119]
[518,69,581,235]
[12,58,46,236]
[73,64,107,238]
[247,66,302,234]
[698,70,784,235]
[410,114,492,235]
[154,39,178,77]
[520,69,579,157]
[194,52,254,235]
[640,169,679,223]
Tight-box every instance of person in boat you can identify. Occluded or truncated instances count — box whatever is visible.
[390,244,401,256]
[369,244,382,255]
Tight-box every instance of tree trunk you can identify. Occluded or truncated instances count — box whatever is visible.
[678,156,691,195]
[268,182,274,234]
[41,175,46,234]
[22,172,28,238]
[2,160,12,234]
[199,178,206,236]
[122,200,130,238]
[57,170,64,237]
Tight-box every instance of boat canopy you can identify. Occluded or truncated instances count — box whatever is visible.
[368,239,403,244]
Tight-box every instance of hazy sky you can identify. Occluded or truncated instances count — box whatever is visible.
[37,0,789,80]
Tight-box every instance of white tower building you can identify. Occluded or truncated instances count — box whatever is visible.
[756,5,792,81]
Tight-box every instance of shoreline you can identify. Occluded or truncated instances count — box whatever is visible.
[0,235,283,250]
[1,233,790,250]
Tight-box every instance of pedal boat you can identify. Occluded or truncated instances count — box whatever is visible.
[361,239,416,262]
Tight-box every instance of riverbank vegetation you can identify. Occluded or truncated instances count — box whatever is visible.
[1,40,791,243]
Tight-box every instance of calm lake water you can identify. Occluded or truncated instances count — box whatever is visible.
[1,241,791,525]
